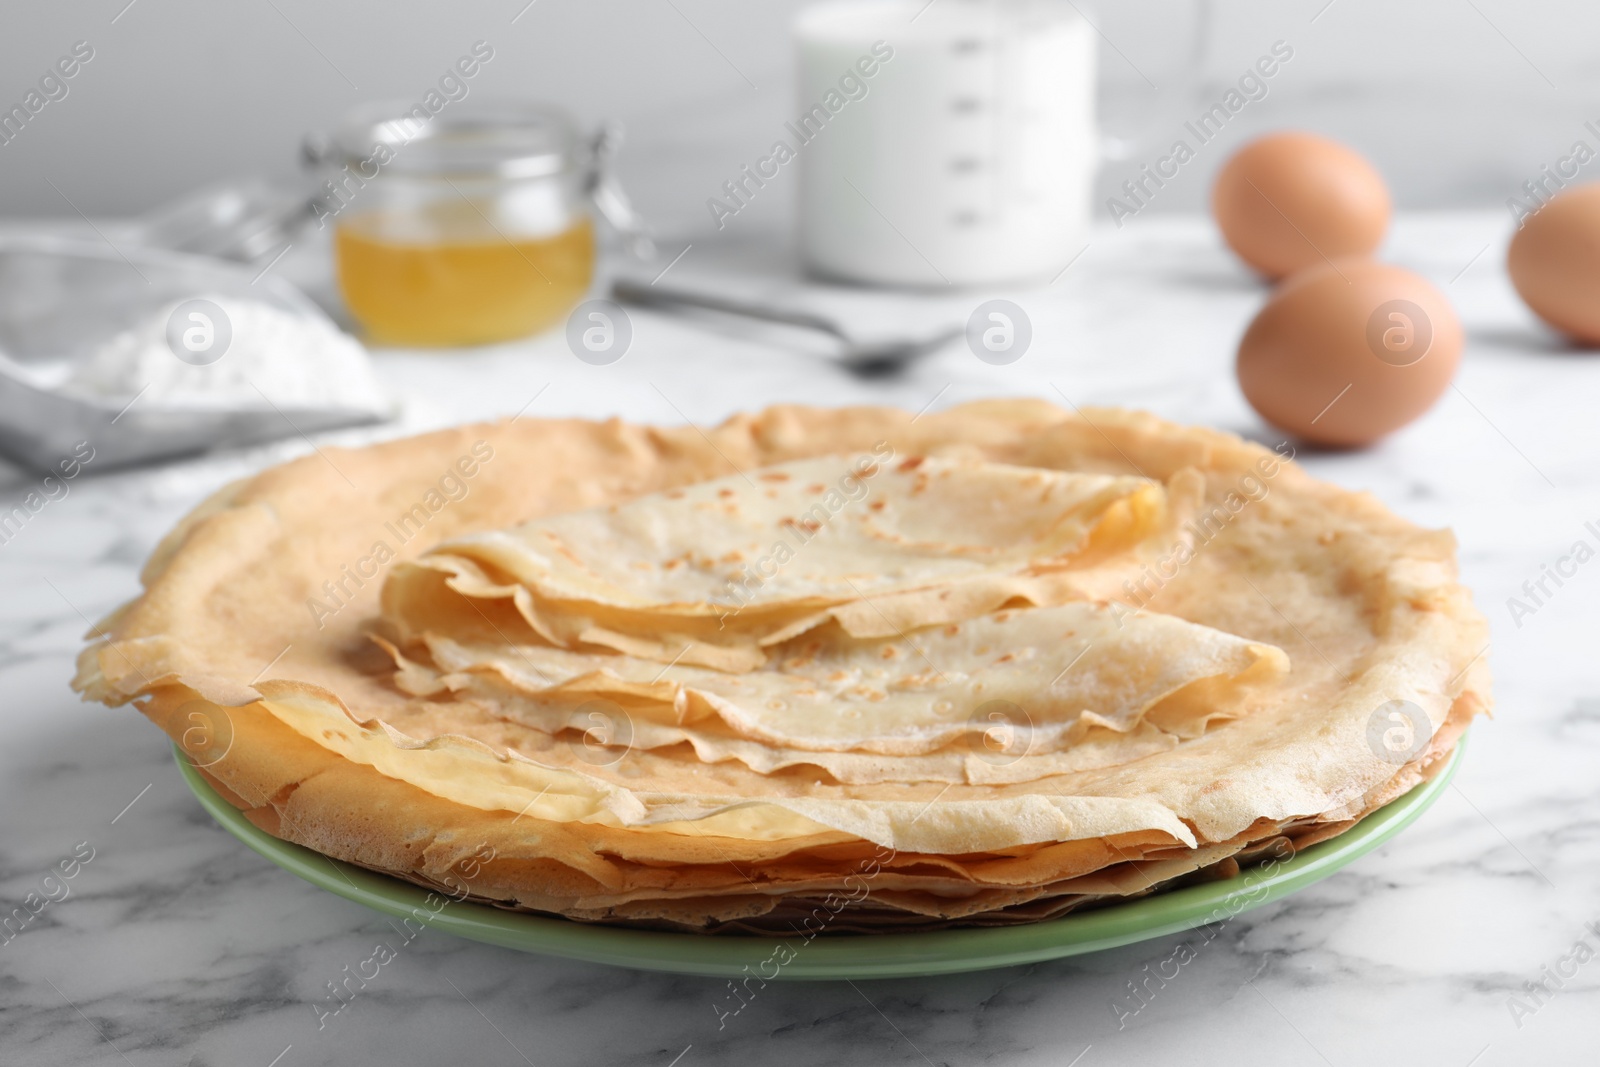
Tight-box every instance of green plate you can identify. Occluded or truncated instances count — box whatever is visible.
[176,737,1464,980]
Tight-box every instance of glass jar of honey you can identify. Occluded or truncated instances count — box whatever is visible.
[307,102,645,347]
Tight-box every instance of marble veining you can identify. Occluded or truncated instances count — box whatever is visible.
[1,213,1597,1066]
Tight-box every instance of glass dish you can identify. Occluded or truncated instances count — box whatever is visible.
[307,101,648,347]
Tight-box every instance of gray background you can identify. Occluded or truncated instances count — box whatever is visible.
[1,0,1596,235]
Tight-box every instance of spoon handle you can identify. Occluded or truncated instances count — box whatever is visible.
[611,279,845,341]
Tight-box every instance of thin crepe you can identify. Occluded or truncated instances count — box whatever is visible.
[383,455,1177,669]
[393,600,1287,756]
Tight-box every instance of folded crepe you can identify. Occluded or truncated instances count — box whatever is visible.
[383,455,1191,670]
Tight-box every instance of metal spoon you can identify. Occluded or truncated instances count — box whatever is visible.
[611,278,959,377]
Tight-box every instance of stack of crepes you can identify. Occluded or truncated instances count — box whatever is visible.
[75,401,1490,932]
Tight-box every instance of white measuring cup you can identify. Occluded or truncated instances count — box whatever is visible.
[794,0,1207,287]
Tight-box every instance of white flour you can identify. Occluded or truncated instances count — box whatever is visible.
[65,294,388,412]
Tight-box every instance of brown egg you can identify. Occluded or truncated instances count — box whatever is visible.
[1236,258,1462,448]
[1507,183,1600,345]
[1212,132,1392,279]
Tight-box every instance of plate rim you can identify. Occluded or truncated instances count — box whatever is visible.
[175,736,1465,981]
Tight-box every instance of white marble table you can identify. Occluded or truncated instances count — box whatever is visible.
[1,213,1595,1066]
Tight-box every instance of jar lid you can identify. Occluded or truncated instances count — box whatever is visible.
[306,100,580,180]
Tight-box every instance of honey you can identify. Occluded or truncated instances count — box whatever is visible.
[335,207,594,347]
